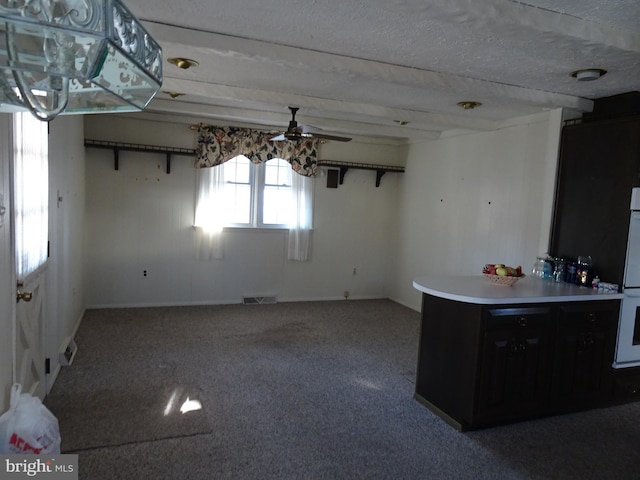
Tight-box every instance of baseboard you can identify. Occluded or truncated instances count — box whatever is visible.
[85,296,392,309]
[388,294,421,313]
[85,299,244,309]
[71,307,85,338]
[46,364,62,395]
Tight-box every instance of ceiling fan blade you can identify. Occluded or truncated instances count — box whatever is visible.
[310,132,352,142]
[270,134,286,141]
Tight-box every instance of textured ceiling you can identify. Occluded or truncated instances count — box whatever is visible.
[129,0,640,142]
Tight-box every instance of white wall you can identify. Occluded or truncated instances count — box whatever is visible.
[46,116,86,388]
[84,115,402,307]
[390,111,563,311]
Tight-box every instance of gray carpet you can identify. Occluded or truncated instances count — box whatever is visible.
[45,300,640,479]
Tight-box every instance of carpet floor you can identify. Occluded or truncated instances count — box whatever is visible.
[45,299,640,479]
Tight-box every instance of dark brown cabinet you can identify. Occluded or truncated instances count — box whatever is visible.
[551,300,618,409]
[550,116,640,285]
[414,294,620,430]
[477,307,554,423]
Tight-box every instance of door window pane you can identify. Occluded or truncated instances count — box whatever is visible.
[13,112,48,284]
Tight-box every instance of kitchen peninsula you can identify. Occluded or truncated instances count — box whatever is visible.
[413,275,624,430]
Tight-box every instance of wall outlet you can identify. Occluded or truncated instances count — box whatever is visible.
[352,267,357,275]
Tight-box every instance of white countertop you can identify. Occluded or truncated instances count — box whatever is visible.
[413,275,623,305]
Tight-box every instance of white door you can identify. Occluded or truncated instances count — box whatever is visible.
[10,112,49,400]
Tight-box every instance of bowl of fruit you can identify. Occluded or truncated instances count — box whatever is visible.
[482,264,525,286]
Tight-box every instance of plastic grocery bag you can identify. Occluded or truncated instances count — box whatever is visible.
[0,383,61,454]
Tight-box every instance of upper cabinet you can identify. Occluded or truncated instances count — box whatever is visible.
[550,93,640,286]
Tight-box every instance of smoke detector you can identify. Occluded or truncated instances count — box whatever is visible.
[570,69,607,81]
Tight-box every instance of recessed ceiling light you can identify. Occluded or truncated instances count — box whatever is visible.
[163,91,186,99]
[570,68,607,81]
[167,57,199,70]
[457,101,482,110]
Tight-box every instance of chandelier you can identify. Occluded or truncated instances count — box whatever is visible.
[0,0,162,121]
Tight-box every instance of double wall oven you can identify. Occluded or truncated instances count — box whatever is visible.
[614,188,640,368]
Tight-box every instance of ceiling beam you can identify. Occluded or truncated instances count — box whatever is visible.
[148,22,594,114]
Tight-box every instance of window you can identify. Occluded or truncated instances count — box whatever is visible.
[194,155,314,261]
[223,155,294,228]
[12,112,49,284]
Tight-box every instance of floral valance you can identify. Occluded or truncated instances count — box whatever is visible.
[194,125,319,177]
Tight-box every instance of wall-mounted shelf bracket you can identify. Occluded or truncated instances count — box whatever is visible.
[319,160,405,187]
[84,139,196,174]
[339,166,349,184]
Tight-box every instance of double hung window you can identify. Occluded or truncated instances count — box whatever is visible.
[222,155,295,228]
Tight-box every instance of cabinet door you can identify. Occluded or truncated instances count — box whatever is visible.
[552,301,619,409]
[476,307,554,423]
[550,118,640,285]
[415,295,483,428]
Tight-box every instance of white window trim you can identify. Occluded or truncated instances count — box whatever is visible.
[225,157,293,230]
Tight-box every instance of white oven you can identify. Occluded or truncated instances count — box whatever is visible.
[614,292,640,367]
[614,188,640,368]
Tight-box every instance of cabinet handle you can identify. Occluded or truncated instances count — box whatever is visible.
[579,332,595,349]
[587,313,597,322]
[508,339,527,355]
[517,316,528,327]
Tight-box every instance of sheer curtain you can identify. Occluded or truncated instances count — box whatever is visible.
[194,166,225,260]
[287,172,314,261]
[13,112,48,284]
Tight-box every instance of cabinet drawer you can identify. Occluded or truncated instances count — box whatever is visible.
[557,301,619,329]
[484,306,553,331]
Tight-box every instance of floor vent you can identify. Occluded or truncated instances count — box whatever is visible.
[243,295,277,305]
[59,338,78,367]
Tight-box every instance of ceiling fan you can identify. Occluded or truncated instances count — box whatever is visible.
[270,107,352,142]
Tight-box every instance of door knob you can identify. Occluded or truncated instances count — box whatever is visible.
[16,290,33,303]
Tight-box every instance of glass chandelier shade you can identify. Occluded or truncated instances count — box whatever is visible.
[0,0,162,121]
